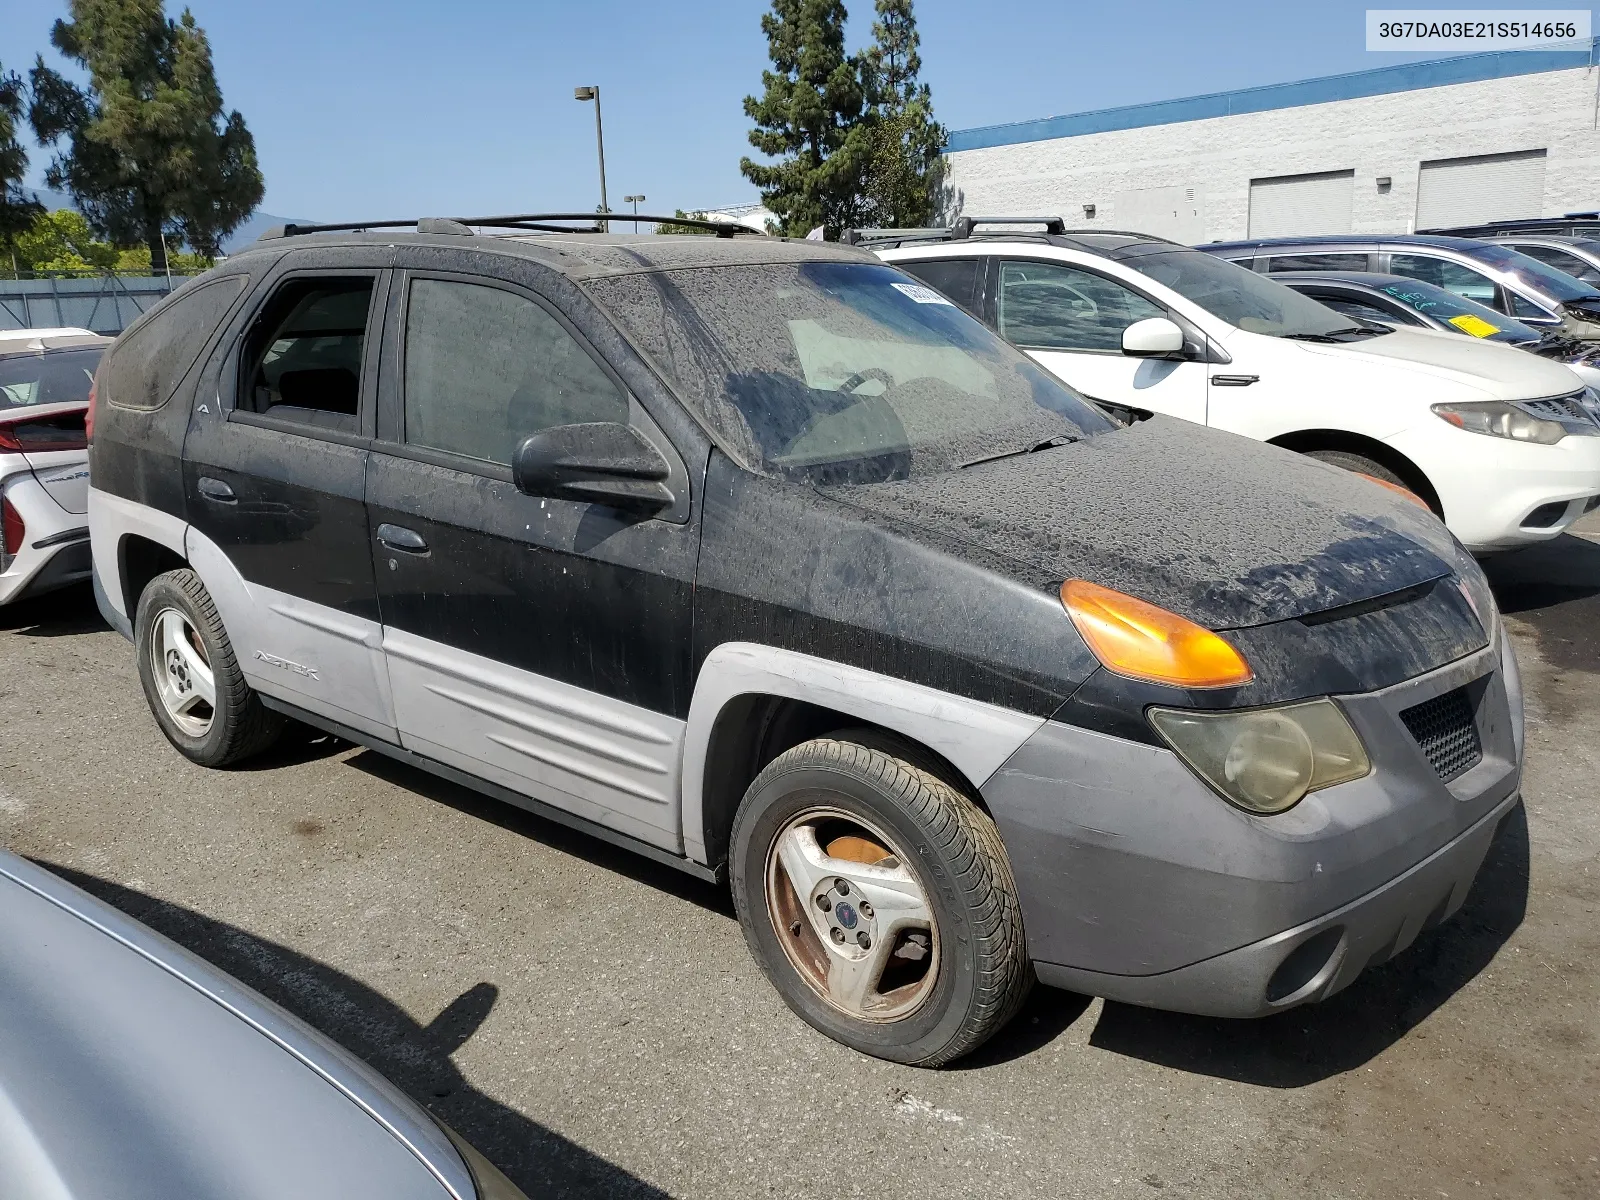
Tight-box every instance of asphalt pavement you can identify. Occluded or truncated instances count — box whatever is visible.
[3,514,1598,1199]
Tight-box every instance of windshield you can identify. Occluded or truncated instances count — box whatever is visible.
[0,347,103,410]
[1130,250,1368,338]
[585,261,1113,484]
[1469,242,1600,302]
[1367,280,1540,343]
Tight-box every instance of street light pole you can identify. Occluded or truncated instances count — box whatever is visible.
[624,194,645,232]
[574,86,609,232]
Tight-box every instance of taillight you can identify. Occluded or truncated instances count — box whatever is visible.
[1,497,23,558]
[0,411,89,453]
[85,374,98,443]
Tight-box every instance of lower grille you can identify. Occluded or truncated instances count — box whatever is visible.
[1399,686,1482,781]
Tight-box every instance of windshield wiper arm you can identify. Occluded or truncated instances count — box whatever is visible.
[960,434,1078,469]
[1281,325,1388,342]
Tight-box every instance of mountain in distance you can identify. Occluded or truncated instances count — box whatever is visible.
[26,186,313,255]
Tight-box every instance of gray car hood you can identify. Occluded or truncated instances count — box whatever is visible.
[825,417,1462,629]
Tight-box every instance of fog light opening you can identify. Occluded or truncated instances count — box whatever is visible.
[1520,501,1568,530]
[1265,927,1345,1006]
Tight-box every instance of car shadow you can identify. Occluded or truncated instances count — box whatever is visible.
[1482,533,1600,675]
[0,582,106,635]
[1080,802,1529,1087]
[34,860,673,1199]
[345,748,734,919]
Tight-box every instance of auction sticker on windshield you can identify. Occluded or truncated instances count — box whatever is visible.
[891,282,955,305]
[1448,313,1501,338]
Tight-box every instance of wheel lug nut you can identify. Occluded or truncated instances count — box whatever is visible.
[857,932,871,949]
[830,927,846,944]
[815,894,832,912]
[859,902,873,919]
[835,878,850,896]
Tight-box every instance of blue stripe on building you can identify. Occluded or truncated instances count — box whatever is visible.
[947,40,1600,153]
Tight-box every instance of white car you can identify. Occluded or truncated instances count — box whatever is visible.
[870,222,1600,551]
[0,329,107,605]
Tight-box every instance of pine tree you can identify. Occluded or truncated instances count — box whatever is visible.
[29,1,263,273]
[740,0,875,238]
[0,64,44,271]
[862,0,946,229]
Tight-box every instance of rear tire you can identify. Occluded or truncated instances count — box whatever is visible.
[135,568,284,767]
[730,732,1032,1067]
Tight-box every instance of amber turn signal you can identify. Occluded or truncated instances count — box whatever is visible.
[1357,472,1432,512]
[1060,579,1255,689]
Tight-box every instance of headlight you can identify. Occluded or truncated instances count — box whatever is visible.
[1431,400,1565,444]
[1148,699,1372,814]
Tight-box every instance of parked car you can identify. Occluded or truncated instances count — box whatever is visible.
[1421,212,1600,240]
[0,328,105,606]
[1203,234,1600,339]
[91,214,1521,1066]
[1267,270,1600,389]
[1471,234,1600,288]
[0,847,528,1199]
[870,219,1600,550]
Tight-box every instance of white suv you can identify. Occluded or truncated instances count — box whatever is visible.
[869,221,1600,552]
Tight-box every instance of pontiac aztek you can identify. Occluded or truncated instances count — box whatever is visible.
[87,217,1523,1065]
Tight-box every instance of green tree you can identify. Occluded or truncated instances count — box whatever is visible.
[654,209,717,236]
[0,63,44,273]
[740,0,874,238]
[861,0,946,228]
[28,1,263,273]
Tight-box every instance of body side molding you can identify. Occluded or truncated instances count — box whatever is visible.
[679,642,1049,864]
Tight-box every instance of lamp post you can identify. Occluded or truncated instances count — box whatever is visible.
[624,194,645,232]
[573,86,609,232]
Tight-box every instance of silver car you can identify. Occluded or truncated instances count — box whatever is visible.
[0,849,528,1199]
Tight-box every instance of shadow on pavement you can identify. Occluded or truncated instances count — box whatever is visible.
[346,748,734,919]
[35,860,673,1199]
[1082,803,1529,1087]
[1483,534,1600,675]
[0,582,106,636]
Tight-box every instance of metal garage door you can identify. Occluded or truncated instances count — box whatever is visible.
[1248,170,1355,237]
[1415,150,1547,229]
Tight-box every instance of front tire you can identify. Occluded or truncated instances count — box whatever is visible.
[1305,449,1439,514]
[135,568,284,767]
[730,732,1031,1066]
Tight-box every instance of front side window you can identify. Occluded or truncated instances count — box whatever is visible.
[997,261,1164,352]
[1129,249,1370,339]
[584,261,1112,484]
[242,277,374,423]
[0,347,104,409]
[403,278,627,466]
[1387,255,1498,306]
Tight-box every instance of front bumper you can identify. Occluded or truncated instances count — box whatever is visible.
[981,627,1523,1018]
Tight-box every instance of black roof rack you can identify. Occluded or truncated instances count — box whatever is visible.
[260,212,765,241]
[842,217,1184,253]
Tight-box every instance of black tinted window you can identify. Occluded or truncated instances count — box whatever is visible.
[0,347,104,409]
[104,276,247,410]
[1507,243,1600,285]
[403,278,627,466]
[1261,253,1371,272]
[899,258,980,312]
[998,261,1164,351]
[242,278,374,425]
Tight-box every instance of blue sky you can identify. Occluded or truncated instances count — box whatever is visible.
[0,0,1536,224]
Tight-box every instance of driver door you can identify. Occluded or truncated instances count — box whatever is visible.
[994,259,1208,425]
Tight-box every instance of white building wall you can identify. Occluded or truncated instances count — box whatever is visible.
[944,64,1600,241]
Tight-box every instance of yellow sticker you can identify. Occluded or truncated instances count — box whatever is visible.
[1448,313,1500,338]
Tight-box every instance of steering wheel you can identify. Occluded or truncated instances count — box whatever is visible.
[838,368,895,394]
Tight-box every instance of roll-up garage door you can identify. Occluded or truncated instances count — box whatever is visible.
[1415,150,1546,229]
[1247,170,1355,238]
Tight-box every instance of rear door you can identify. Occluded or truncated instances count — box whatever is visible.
[994,258,1208,424]
[367,256,700,852]
[181,252,396,740]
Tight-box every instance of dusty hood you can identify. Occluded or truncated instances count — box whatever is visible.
[1289,325,1584,400]
[824,418,1463,630]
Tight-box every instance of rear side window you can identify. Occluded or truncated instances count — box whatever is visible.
[998,260,1163,351]
[0,348,104,409]
[104,276,247,411]
[240,277,375,429]
[1260,252,1371,272]
[402,278,627,467]
[898,259,980,312]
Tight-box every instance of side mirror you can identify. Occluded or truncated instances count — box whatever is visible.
[1121,316,1186,358]
[512,422,675,516]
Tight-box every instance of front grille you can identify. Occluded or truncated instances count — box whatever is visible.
[1399,686,1482,782]
[1519,392,1597,425]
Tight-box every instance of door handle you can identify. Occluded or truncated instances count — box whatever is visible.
[1210,374,1259,387]
[197,476,237,503]
[376,523,428,554]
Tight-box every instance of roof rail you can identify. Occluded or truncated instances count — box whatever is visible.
[260,212,765,241]
[842,216,1073,248]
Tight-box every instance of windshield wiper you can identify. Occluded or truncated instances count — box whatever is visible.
[960,433,1078,469]
[1281,325,1389,343]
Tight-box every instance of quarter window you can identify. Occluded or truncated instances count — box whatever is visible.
[1387,255,1499,307]
[998,261,1164,352]
[898,259,981,313]
[402,278,627,466]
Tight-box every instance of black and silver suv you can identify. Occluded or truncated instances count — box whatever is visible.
[88,215,1523,1065]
